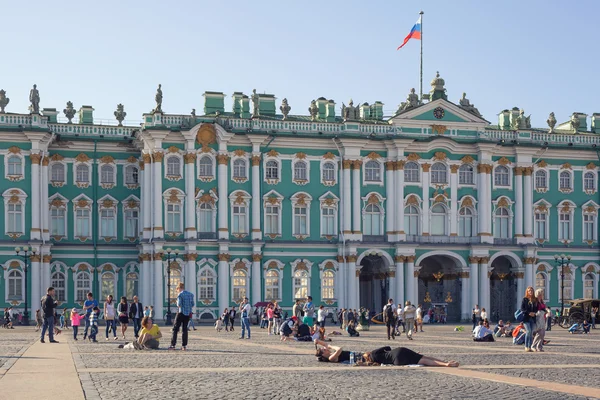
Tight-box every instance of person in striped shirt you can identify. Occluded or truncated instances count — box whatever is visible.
[88,307,100,342]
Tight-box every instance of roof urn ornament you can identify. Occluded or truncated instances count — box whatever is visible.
[63,101,76,123]
[251,89,259,117]
[114,104,126,126]
[429,71,447,101]
[153,84,163,113]
[280,98,291,120]
[29,84,40,114]
[0,89,9,113]
[547,112,557,133]
[308,100,318,121]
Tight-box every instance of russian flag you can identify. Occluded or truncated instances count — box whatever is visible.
[397,16,422,50]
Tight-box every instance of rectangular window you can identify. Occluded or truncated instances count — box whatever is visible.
[167,204,182,232]
[294,206,307,235]
[51,208,66,236]
[559,213,571,240]
[75,209,90,237]
[535,213,547,240]
[7,203,23,233]
[232,205,246,234]
[76,165,89,183]
[124,209,139,238]
[265,205,280,235]
[321,207,335,235]
[584,279,594,299]
[583,214,595,241]
[100,209,116,237]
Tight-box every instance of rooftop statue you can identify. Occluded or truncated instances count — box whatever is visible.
[512,109,531,130]
[0,89,9,113]
[398,88,419,112]
[458,92,481,117]
[570,114,580,132]
[341,99,359,121]
[251,89,259,117]
[547,112,557,133]
[308,100,318,121]
[280,98,291,120]
[29,84,40,114]
[114,104,127,126]
[191,108,196,119]
[153,84,163,113]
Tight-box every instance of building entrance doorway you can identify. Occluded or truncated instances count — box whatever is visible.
[359,255,389,313]
[490,256,516,322]
[417,255,462,322]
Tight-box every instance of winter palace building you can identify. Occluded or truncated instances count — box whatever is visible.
[0,73,599,322]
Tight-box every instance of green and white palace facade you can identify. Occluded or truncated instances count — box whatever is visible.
[0,74,599,322]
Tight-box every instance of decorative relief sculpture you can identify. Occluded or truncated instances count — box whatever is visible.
[280,98,291,120]
[0,89,9,113]
[29,84,40,114]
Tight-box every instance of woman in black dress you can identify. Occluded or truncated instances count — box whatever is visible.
[118,296,129,340]
[314,340,458,367]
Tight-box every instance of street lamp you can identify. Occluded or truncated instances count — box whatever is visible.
[164,248,179,326]
[554,253,571,318]
[15,246,36,326]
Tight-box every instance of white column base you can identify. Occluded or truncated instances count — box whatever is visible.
[480,235,494,244]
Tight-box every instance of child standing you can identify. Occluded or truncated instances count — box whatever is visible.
[89,307,100,342]
[215,317,223,332]
[63,308,70,330]
[59,308,66,329]
[71,309,84,340]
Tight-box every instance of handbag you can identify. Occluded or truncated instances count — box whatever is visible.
[514,309,524,322]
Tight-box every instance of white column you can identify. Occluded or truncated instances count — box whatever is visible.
[406,256,416,305]
[514,167,524,238]
[477,164,487,235]
[252,249,262,304]
[185,254,197,302]
[153,152,164,239]
[421,164,430,235]
[30,154,41,240]
[337,256,346,308]
[516,271,525,310]
[355,264,360,310]
[385,162,395,240]
[30,257,41,313]
[218,255,230,309]
[342,161,352,235]
[395,257,405,303]
[524,259,534,289]
[42,253,51,295]
[469,257,479,311]
[142,155,152,240]
[450,166,458,236]
[479,258,490,313]
[217,154,229,240]
[460,270,470,320]
[251,155,262,240]
[41,158,49,241]
[184,154,196,239]
[153,253,164,320]
[396,161,405,239]
[486,167,492,236]
[352,161,361,236]
[141,254,151,306]
[347,256,357,309]
[523,167,533,238]
[388,268,396,303]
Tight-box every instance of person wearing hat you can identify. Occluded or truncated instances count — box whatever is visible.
[280,316,298,341]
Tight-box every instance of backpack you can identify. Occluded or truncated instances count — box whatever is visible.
[385,305,394,322]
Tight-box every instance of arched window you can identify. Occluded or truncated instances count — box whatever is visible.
[75,272,91,302]
[233,159,246,179]
[7,270,22,300]
[51,163,65,182]
[584,273,595,299]
[584,172,596,191]
[198,203,213,233]
[232,269,247,301]
[265,160,279,180]
[168,267,182,302]
[494,166,509,186]
[404,162,420,183]
[75,208,91,237]
[126,272,139,300]
[51,271,66,302]
[494,207,510,238]
[265,270,280,301]
[322,162,335,182]
[76,164,90,184]
[101,272,115,299]
[458,207,473,237]
[430,204,447,235]
[365,160,381,182]
[100,164,114,184]
[459,164,474,184]
[535,272,547,301]
[559,171,571,190]
[535,170,547,189]
[166,156,181,177]
[363,204,382,235]
[321,270,335,300]
[198,269,216,300]
[125,165,139,185]
[294,161,307,181]
[293,269,309,299]
[7,155,22,176]
[198,156,213,178]
[404,205,420,235]
[430,163,447,184]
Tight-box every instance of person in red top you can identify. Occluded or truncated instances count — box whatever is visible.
[266,303,275,336]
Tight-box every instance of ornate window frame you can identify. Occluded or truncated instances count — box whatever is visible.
[404,194,422,236]
[558,164,573,194]
[229,190,250,238]
[534,165,549,193]
[404,161,421,185]
[320,152,338,186]
[49,155,67,187]
[263,259,284,302]
[458,163,475,186]
[122,195,140,242]
[492,196,513,239]
[164,148,183,181]
[230,258,251,303]
[457,196,478,237]
[195,189,217,237]
[429,197,450,236]
[99,263,119,299]
[583,170,597,195]
[4,147,24,181]
[535,262,553,302]
[319,191,339,239]
[51,262,69,304]
[197,261,218,304]
[263,150,281,185]
[430,162,448,185]
[582,263,599,299]
[291,259,313,300]
[3,188,27,238]
[97,155,116,189]
[362,192,385,235]
[4,260,24,302]
[557,200,576,243]
[291,192,312,239]
[197,150,216,183]
[73,263,94,303]
[492,159,512,189]
[581,201,598,244]
[49,193,68,241]
[292,153,310,185]
[163,188,185,237]
[73,153,92,188]
[556,264,577,302]
[263,190,283,238]
[230,150,249,183]
[72,194,93,241]
[533,200,551,243]
[123,262,139,300]
[363,153,384,186]
[123,157,140,189]
[319,260,338,303]
[98,195,118,242]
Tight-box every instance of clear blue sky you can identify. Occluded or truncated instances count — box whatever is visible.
[2,1,598,127]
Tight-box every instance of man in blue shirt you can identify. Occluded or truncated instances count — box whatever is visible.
[82,292,98,340]
[169,282,194,351]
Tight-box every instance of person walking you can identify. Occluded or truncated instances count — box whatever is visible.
[71,308,84,340]
[472,304,480,331]
[266,303,275,335]
[104,295,117,341]
[239,297,251,339]
[531,289,549,352]
[169,282,194,351]
[149,306,155,320]
[129,296,144,339]
[403,301,416,340]
[40,287,59,343]
[383,299,396,340]
[117,296,129,340]
[396,304,405,334]
[82,292,98,340]
[317,305,327,329]
[520,286,538,352]
[416,304,424,333]
[222,308,230,331]
[89,307,100,342]
[229,307,236,331]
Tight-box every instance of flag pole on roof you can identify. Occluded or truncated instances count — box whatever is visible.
[397,11,424,103]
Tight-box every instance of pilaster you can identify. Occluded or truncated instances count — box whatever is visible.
[252,245,262,304]
[450,164,459,236]
[341,159,352,237]
[523,166,534,242]
[184,152,196,239]
[142,153,152,240]
[152,248,164,320]
[394,255,405,304]
[30,153,41,240]
[351,160,362,240]
[385,161,395,241]
[152,151,164,239]
[217,244,230,309]
[217,153,230,239]
[469,256,479,310]
[395,160,406,241]
[421,164,430,235]
[514,167,524,240]
[251,154,262,240]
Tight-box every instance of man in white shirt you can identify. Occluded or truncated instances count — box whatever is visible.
[472,321,494,342]
[239,297,252,340]
[403,301,416,340]
[396,304,405,334]
[415,304,424,333]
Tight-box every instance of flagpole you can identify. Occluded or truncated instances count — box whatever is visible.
[419,10,424,103]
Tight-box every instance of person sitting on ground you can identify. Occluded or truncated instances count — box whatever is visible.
[568,323,582,334]
[493,320,505,337]
[512,322,526,345]
[280,316,298,341]
[582,320,591,334]
[311,326,331,342]
[215,317,223,332]
[473,320,494,342]
[314,340,458,367]
[346,320,360,337]
[295,320,313,341]
[502,321,513,337]
[119,316,162,350]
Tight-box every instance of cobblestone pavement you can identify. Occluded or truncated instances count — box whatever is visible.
[2,324,600,399]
